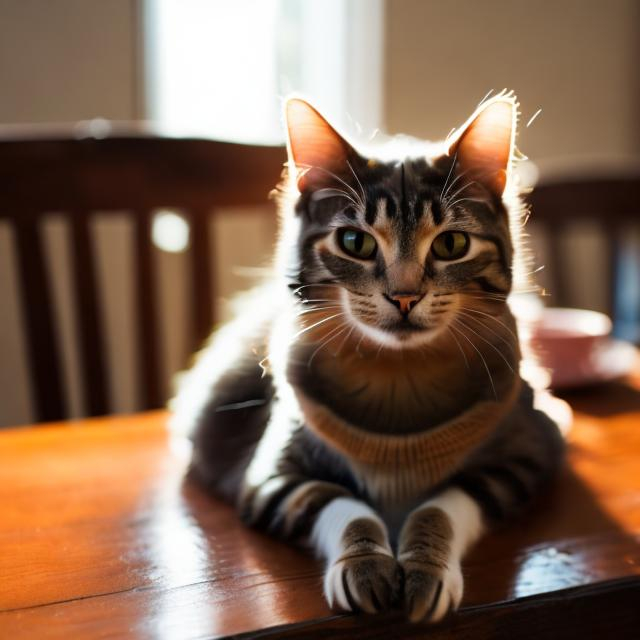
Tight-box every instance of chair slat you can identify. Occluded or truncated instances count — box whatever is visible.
[189,209,214,350]
[546,224,568,306]
[528,169,640,320]
[133,210,162,409]
[69,213,110,416]
[0,135,285,423]
[605,226,619,319]
[13,214,67,421]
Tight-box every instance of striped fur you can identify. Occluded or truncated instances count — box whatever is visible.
[171,94,565,622]
[398,489,484,622]
[312,498,400,612]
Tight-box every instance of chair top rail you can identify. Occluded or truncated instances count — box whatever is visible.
[0,133,287,213]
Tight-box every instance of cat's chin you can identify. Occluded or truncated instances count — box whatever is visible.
[352,318,442,351]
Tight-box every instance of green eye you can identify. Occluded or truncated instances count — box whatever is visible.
[337,228,377,260]
[431,231,470,260]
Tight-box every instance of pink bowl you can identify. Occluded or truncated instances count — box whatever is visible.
[530,308,612,386]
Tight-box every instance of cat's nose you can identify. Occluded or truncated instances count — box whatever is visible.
[384,292,424,316]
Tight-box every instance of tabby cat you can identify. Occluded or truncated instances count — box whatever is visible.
[170,92,564,623]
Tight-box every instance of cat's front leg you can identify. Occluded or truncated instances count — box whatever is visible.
[312,496,401,613]
[241,476,401,613]
[398,488,485,623]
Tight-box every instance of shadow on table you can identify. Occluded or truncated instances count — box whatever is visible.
[464,466,640,605]
[179,478,328,637]
[557,376,640,418]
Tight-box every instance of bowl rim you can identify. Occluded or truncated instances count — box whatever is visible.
[532,307,612,338]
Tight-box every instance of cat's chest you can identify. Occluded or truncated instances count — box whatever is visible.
[292,419,442,515]
[290,377,519,516]
[289,346,482,436]
[347,456,444,519]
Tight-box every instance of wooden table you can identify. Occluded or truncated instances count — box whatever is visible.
[2,366,640,639]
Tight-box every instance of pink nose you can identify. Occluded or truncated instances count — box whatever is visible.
[385,293,423,315]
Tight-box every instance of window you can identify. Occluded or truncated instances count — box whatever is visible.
[143,0,384,143]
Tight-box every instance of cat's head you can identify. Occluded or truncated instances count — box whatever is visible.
[281,94,521,350]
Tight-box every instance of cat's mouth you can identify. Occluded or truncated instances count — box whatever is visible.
[345,295,447,348]
[347,311,446,350]
[380,318,429,336]
[382,318,426,333]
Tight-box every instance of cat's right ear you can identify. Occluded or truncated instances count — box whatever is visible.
[446,93,518,197]
[285,98,354,192]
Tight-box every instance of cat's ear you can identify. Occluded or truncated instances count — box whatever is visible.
[285,97,354,192]
[447,93,518,197]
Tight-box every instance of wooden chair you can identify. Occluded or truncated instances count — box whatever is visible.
[0,125,285,423]
[526,165,640,337]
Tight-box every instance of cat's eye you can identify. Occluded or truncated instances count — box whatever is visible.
[337,228,377,260]
[431,231,470,261]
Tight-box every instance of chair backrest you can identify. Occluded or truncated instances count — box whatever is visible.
[526,165,640,336]
[0,128,286,422]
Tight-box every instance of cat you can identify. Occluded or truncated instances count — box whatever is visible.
[170,92,565,623]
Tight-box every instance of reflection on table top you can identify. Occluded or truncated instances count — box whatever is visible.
[1,361,639,638]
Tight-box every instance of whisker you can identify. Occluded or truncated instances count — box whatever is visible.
[450,321,497,399]
[346,159,367,207]
[443,179,480,207]
[292,283,343,295]
[307,322,350,369]
[296,162,364,211]
[461,291,509,302]
[458,306,518,342]
[296,305,343,317]
[446,196,487,210]
[456,309,516,354]
[446,325,470,371]
[463,298,509,306]
[454,317,514,373]
[463,291,509,298]
[440,152,458,201]
[298,298,335,304]
[312,188,359,208]
[293,312,346,340]
[441,167,472,203]
[336,324,356,356]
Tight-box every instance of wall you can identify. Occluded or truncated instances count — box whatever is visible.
[384,0,640,160]
[0,0,139,123]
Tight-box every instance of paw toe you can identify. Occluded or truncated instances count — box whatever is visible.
[403,562,463,623]
[326,553,400,614]
[404,570,442,623]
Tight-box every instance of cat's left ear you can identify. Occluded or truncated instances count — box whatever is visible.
[285,97,356,192]
[447,93,518,197]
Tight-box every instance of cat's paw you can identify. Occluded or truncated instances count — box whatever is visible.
[400,555,463,623]
[398,504,462,623]
[324,551,401,614]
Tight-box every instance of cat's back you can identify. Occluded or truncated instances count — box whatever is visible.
[169,282,284,500]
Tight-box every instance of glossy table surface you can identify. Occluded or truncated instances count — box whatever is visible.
[1,362,640,639]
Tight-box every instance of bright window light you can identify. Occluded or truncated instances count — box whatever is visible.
[143,0,383,142]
